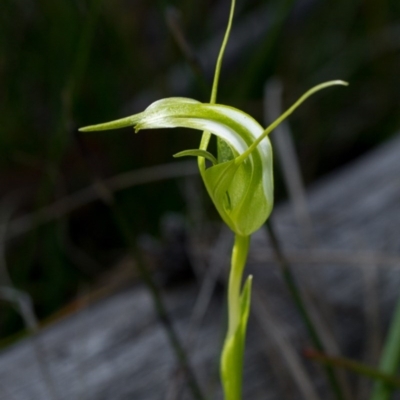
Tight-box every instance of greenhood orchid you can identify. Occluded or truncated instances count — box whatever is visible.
[80,2,347,400]
[80,80,347,400]
[80,97,270,236]
[80,81,346,237]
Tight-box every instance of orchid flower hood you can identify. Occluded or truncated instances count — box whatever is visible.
[80,81,347,236]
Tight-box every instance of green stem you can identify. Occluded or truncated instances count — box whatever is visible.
[370,295,400,400]
[227,234,250,337]
[199,0,236,169]
[266,221,345,400]
[210,0,235,105]
[306,350,400,388]
[221,234,250,400]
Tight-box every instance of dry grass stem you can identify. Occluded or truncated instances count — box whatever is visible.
[2,161,198,241]
[252,285,322,400]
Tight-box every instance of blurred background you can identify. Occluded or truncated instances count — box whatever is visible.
[1,0,400,345]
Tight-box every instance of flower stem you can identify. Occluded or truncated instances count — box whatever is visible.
[199,0,236,168]
[227,234,250,337]
[210,0,235,105]
[221,234,250,400]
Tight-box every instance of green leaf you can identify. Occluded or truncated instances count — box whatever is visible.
[220,275,252,400]
[173,149,218,165]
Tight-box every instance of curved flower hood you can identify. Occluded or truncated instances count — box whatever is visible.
[80,81,347,236]
[81,97,272,236]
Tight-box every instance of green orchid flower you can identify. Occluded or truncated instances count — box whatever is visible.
[80,81,346,400]
[80,81,346,238]
[80,2,348,398]
[80,97,270,236]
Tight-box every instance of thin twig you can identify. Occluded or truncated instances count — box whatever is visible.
[0,199,60,400]
[0,198,15,286]
[249,247,400,268]
[358,260,381,399]
[3,161,198,241]
[305,350,400,388]
[0,287,60,400]
[369,293,400,400]
[60,220,103,277]
[74,133,205,400]
[106,196,205,400]
[263,81,354,397]
[186,226,231,346]
[252,286,322,400]
[165,6,209,98]
[264,78,315,245]
[266,221,346,400]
